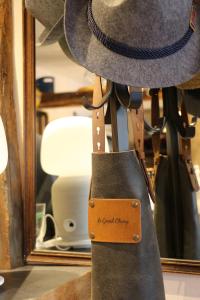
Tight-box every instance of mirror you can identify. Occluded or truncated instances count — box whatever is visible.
[24,12,109,264]
[24,9,200,274]
[34,20,96,256]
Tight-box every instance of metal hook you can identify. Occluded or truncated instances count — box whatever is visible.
[114,84,143,109]
[114,83,132,108]
[144,117,167,135]
[83,80,113,110]
[163,87,195,138]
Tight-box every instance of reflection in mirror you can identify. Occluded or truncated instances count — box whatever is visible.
[22,5,200,275]
[144,89,200,261]
[33,18,200,263]
[34,20,95,253]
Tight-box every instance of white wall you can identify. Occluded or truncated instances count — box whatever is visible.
[164,273,200,300]
[13,2,200,299]
[35,20,94,93]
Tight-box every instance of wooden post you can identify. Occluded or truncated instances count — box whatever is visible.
[0,0,23,269]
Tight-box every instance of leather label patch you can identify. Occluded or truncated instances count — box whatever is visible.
[88,198,142,244]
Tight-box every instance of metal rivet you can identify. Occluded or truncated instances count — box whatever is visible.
[90,232,95,240]
[132,201,139,208]
[133,234,140,242]
[89,200,95,208]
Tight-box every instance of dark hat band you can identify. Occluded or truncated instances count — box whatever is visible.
[88,0,194,60]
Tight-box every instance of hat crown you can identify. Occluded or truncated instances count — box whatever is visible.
[92,0,193,48]
[25,0,64,28]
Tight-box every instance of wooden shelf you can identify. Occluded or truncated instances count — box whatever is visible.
[38,90,163,109]
[39,91,92,108]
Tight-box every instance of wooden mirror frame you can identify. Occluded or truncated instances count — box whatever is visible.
[23,9,200,274]
[24,10,91,267]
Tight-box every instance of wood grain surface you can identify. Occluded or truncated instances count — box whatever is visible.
[36,272,91,300]
[0,0,23,269]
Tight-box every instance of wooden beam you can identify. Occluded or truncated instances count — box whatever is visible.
[39,90,162,109]
[0,0,23,269]
[24,10,36,257]
[40,91,93,108]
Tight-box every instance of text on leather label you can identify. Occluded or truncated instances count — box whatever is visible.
[88,198,142,244]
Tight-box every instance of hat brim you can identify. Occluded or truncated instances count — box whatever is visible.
[64,0,200,88]
[58,36,77,63]
[177,72,200,89]
[37,15,64,46]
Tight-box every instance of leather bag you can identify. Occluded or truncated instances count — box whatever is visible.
[179,88,200,118]
[89,77,165,300]
[153,87,200,259]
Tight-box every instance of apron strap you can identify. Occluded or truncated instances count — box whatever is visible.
[92,76,105,153]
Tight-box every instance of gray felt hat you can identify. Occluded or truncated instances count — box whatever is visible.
[177,72,200,89]
[25,0,76,62]
[64,0,200,88]
[25,0,64,46]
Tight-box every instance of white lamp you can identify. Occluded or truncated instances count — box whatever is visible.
[41,116,93,177]
[40,116,109,249]
[0,116,8,286]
